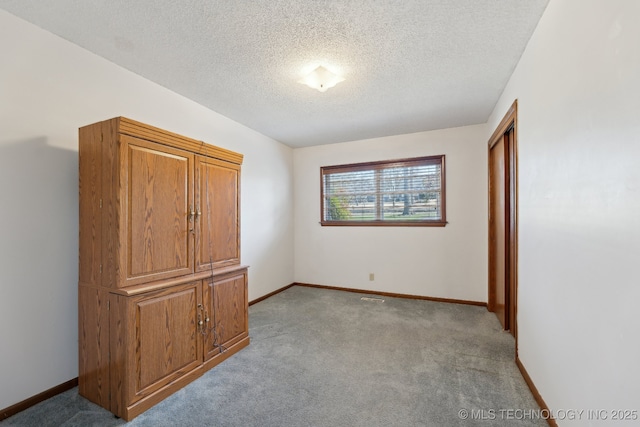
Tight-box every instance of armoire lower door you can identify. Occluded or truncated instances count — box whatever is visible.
[112,282,202,419]
[202,269,249,365]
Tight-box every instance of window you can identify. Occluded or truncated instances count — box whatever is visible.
[320,155,446,226]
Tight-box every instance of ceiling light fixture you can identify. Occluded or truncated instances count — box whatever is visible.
[298,66,345,92]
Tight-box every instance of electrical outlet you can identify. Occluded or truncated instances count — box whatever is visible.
[369,273,374,281]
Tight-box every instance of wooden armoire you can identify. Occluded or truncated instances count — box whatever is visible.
[78,117,249,420]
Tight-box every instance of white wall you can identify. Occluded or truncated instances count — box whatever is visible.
[0,10,294,410]
[294,124,488,302]
[487,0,640,423]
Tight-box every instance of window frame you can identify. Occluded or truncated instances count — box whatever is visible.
[320,155,446,227]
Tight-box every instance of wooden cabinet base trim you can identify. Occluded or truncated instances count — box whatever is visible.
[121,365,204,421]
[122,336,250,421]
[203,336,250,371]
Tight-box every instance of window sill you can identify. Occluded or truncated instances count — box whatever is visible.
[320,220,447,227]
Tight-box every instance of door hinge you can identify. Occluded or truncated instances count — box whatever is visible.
[100,264,103,274]
[107,300,110,310]
[99,198,103,208]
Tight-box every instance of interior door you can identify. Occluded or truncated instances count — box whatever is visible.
[489,135,509,330]
[195,157,240,272]
[122,135,194,286]
[507,127,517,335]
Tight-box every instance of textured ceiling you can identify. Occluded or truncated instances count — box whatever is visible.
[0,0,549,147]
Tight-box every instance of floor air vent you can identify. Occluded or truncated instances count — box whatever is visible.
[360,296,385,303]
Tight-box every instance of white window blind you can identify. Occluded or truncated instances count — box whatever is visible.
[321,155,446,226]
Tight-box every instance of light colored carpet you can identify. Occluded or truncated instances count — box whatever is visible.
[1,286,546,426]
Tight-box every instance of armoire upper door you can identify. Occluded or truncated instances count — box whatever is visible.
[194,156,240,272]
[120,135,194,287]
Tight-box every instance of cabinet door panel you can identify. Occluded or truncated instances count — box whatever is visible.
[195,157,240,271]
[127,283,202,403]
[203,271,248,361]
[122,136,194,286]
